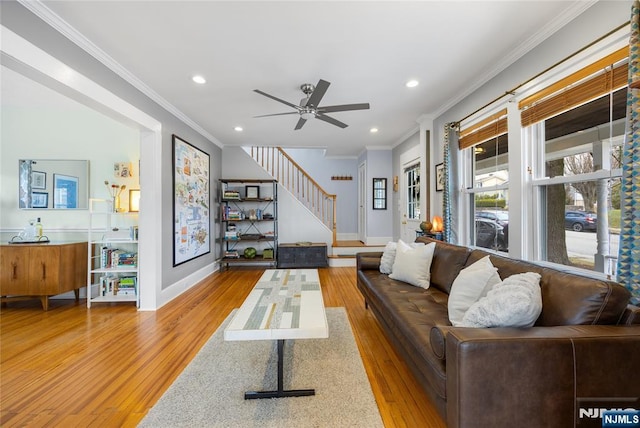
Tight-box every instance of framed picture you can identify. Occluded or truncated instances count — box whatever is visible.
[172,134,211,266]
[435,163,445,192]
[245,185,259,199]
[32,171,46,189]
[31,191,48,208]
[129,189,140,212]
[372,178,387,210]
[53,174,79,208]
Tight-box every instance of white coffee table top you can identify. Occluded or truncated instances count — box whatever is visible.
[224,269,328,341]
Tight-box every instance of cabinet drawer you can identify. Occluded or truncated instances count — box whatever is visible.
[0,246,30,294]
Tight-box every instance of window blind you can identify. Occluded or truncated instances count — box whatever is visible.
[459,108,507,150]
[520,46,628,127]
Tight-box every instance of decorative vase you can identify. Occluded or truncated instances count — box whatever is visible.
[113,196,121,213]
[420,221,433,232]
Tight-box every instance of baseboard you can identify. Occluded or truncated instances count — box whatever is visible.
[364,236,392,246]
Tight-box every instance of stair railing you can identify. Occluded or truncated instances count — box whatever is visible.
[249,146,337,244]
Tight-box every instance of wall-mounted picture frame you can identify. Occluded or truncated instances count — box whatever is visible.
[31,191,48,208]
[435,163,445,192]
[53,174,79,208]
[172,134,211,266]
[372,178,387,210]
[245,185,259,199]
[129,189,140,212]
[32,171,46,189]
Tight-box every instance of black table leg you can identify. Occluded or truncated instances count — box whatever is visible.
[244,339,315,399]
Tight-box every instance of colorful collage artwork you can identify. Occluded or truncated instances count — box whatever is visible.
[172,135,210,266]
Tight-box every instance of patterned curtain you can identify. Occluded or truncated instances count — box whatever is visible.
[443,123,455,243]
[617,0,640,304]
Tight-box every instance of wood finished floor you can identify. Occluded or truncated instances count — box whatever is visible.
[0,267,446,428]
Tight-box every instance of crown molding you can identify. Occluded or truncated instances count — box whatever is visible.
[18,0,223,148]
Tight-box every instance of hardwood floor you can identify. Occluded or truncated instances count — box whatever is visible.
[1,267,446,428]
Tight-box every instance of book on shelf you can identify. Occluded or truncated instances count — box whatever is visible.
[223,191,240,200]
[100,247,138,268]
[99,274,137,296]
[224,250,240,258]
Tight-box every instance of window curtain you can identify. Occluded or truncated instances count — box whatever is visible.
[617,0,640,304]
[443,123,459,243]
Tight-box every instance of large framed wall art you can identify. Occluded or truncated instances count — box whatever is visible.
[172,134,211,266]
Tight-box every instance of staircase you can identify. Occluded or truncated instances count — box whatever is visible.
[246,146,385,265]
[247,146,337,244]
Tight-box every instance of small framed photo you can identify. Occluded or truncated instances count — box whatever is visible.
[245,185,259,199]
[435,163,445,192]
[31,191,48,208]
[32,171,46,189]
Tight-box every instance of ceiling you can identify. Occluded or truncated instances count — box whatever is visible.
[23,1,595,157]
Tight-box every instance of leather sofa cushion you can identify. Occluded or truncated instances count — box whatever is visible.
[358,269,450,398]
[416,237,471,294]
[466,250,631,326]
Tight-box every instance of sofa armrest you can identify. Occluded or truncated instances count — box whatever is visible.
[356,252,383,270]
[621,304,640,325]
[446,326,640,428]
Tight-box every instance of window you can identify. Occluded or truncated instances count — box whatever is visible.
[523,54,626,277]
[405,164,420,220]
[460,109,509,252]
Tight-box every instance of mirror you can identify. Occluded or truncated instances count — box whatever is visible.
[19,159,89,209]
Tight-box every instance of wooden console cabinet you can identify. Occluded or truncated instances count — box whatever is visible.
[0,242,87,310]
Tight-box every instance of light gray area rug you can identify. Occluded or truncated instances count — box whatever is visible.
[139,307,384,427]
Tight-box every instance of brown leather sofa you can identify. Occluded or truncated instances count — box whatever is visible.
[357,237,640,428]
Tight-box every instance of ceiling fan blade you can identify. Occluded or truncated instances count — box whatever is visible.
[294,117,307,130]
[316,113,348,129]
[306,79,330,107]
[318,103,370,113]
[254,89,300,110]
[254,112,299,118]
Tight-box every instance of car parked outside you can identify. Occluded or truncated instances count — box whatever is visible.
[476,210,509,226]
[475,218,508,251]
[564,210,597,232]
[475,210,508,249]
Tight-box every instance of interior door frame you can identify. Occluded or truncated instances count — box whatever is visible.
[400,146,421,243]
[358,161,367,243]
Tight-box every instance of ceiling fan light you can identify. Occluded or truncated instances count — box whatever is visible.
[300,107,315,120]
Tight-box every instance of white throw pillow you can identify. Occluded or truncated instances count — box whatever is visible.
[379,241,397,274]
[380,240,425,274]
[389,241,436,288]
[460,272,543,328]
[448,256,502,327]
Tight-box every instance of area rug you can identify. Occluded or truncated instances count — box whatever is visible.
[139,307,384,427]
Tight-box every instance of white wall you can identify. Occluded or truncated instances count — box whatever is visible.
[0,66,139,239]
[284,148,358,235]
[362,149,393,242]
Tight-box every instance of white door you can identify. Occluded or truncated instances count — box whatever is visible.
[400,161,421,243]
[358,162,366,243]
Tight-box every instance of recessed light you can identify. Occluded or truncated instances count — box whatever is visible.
[370,127,379,133]
[192,75,206,84]
[406,79,419,88]
[234,126,243,132]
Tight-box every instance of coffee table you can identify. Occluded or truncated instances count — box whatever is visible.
[223,269,328,399]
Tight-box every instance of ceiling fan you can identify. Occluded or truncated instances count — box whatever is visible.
[254,79,370,130]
